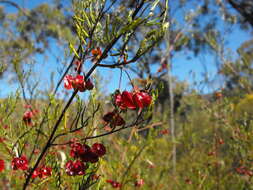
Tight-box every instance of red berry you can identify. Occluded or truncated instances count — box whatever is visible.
[135,179,144,187]
[64,74,89,92]
[103,112,115,123]
[65,160,87,176]
[102,112,125,126]
[115,93,127,110]
[133,92,152,108]
[115,91,152,110]
[106,179,122,188]
[65,160,75,176]
[23,111,33,126]
[73,75,86,92]
[91,47,102,62]
[91,143,106,157]
[73,160,87,175]
[81,151,99,163]
[32,168,40,179]
[121,91,137,109]
[64,74,74,90]
[11,156,28,171]
[70,142,85,158]
[39,166,52,179]
[113,114,125,126]
[0,159,4,172]
[85,78,94,90]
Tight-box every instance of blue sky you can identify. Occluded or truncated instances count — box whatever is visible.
[0,0,252,98]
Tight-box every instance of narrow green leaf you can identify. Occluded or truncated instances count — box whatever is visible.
[83,11,92,28]
[69,43,80,58]
[73,15,85,22]
[89,3,96,23]
[81,27,89,38]
[150,0,160,13]
[105,14,110,41]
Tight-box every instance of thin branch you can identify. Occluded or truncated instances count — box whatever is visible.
[52,118,144,146]
[23,90,78,190]
[120,144,147,189]
[53,45,82,95]
[0,0,28,15]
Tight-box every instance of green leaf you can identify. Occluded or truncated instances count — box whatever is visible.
[145,18,160,26]
[89,3,96,23]
[105,14,110,41]
[150,0,160,14]
[69,43,80,58]
[73,15,85,22]
[205,32,218,50]
[118,18,143,36]
[81,27,89,38]
[83,11,92,28]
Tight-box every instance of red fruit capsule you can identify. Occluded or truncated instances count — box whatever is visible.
[115,91,152,110]
[114,114,125,126]
[23,111,33,126]
[73,75,86,92]
[32,168,41,179]
[0,159,4,172]
[64,74,91,92]
[32,166,52,179]
[106,179,121,188]
[115,93,126,110]
[91,47,102,62]
[121,91,136,109]
[85,78,94,90]
[91,143,106,157]
[65,160,75,176]
[135,179,144,187]
[64,75,74,90]
[81,151,99,163]
[133,92,152,108]
[70,142,85,158]
[11,156,28,171]
[102,112,125,126]
[103,112,115,123]
[39,166,52,179]
[65,160,87,176]
[73,160,87,175]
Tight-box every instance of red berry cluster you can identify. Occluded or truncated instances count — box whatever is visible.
[22,107,39,126]
[23,111,33,126]
[236,166,253,176]
[106,178,144,188]
[0,159,4,172]
[32,166,52,179]
[91,47,102,62]
[134,178,144,187]
[64,74,94,92]
[115,91,152,110]
[65,141,106,176]
[65,160,87,176]
[11,156,28,171]
[106,179,122,188]
[160,129,170,135]
[102,111,125,127]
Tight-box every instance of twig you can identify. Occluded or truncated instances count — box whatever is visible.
[0,0,28,15]
[120,144,147,190]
